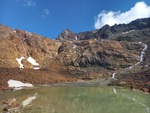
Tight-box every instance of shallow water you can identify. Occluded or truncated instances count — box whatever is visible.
[0,86,150,113]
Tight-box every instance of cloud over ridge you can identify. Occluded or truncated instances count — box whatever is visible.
[94,1,150,29]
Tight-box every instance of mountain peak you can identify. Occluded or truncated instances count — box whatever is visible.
[64,29,73,33]
[55,17,150,41]
[56,29,77,42]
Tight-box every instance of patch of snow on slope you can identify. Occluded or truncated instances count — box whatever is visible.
[112,73,116,79]
[27,57,40,70]
[8,79,33,88]
[122,30,135,34]
[16,57,25,69]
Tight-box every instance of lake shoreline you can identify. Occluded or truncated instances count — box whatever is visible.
[0,67,149,93]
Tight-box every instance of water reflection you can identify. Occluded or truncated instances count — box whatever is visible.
[0,86,150,113]
[22,93,37,107]
[112,88,150,113]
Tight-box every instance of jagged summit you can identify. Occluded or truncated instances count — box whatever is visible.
[56,17,150,41]
[56,29,77,42]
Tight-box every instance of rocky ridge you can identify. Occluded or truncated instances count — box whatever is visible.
[0,18,150,92]
[56,18,150,42]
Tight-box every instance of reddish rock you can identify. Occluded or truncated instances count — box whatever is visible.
[3,101,20,112]
[2,99,20,112]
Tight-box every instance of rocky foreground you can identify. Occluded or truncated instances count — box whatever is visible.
[0,18,150,93]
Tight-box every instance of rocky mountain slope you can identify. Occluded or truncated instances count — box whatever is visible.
[0,18,150,92]
[0,24,61,68]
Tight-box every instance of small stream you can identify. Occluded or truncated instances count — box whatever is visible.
[0,85,149,113]
[112,42,148,79]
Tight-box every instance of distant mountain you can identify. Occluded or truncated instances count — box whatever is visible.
[45,17,150,92]
[55,29,77,42]
[56,17,150,41]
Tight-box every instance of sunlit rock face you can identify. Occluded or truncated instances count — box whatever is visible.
[0,19,145,76]
[0,18,150,92]
[0,24,61,68]
[57,39,142,69]
[55,29,77,42]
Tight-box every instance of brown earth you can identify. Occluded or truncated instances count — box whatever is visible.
[0,24,61,68]
[111,69,150,93]
[0,63,77,90]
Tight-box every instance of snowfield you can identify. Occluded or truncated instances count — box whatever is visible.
[8,79,33,88]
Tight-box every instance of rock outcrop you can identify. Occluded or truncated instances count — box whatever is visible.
[57,40,142,69]
[55,29,77,42]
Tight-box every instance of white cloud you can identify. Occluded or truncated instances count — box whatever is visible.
[94,1,150,29]
[43,9,50,16]
[42,8,50,19]
[23,0,36,7]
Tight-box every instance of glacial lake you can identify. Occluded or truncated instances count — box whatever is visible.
[0,85,150,113]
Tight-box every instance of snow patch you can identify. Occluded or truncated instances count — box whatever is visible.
[27,57,39,66]
[122,30,135,34]
[33,67,40,70]
[8,79,33,88]
[13,30,16,33]
[16,56,40,70]
[16,57,25,69]
[22,93,37,107]
[112,73,116,79]
[75,36,78,40]
[27,57,40,69]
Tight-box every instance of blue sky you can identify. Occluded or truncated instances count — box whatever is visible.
[0,0,150,39]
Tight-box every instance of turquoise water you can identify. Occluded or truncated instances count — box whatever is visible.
[0,86,150,113]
